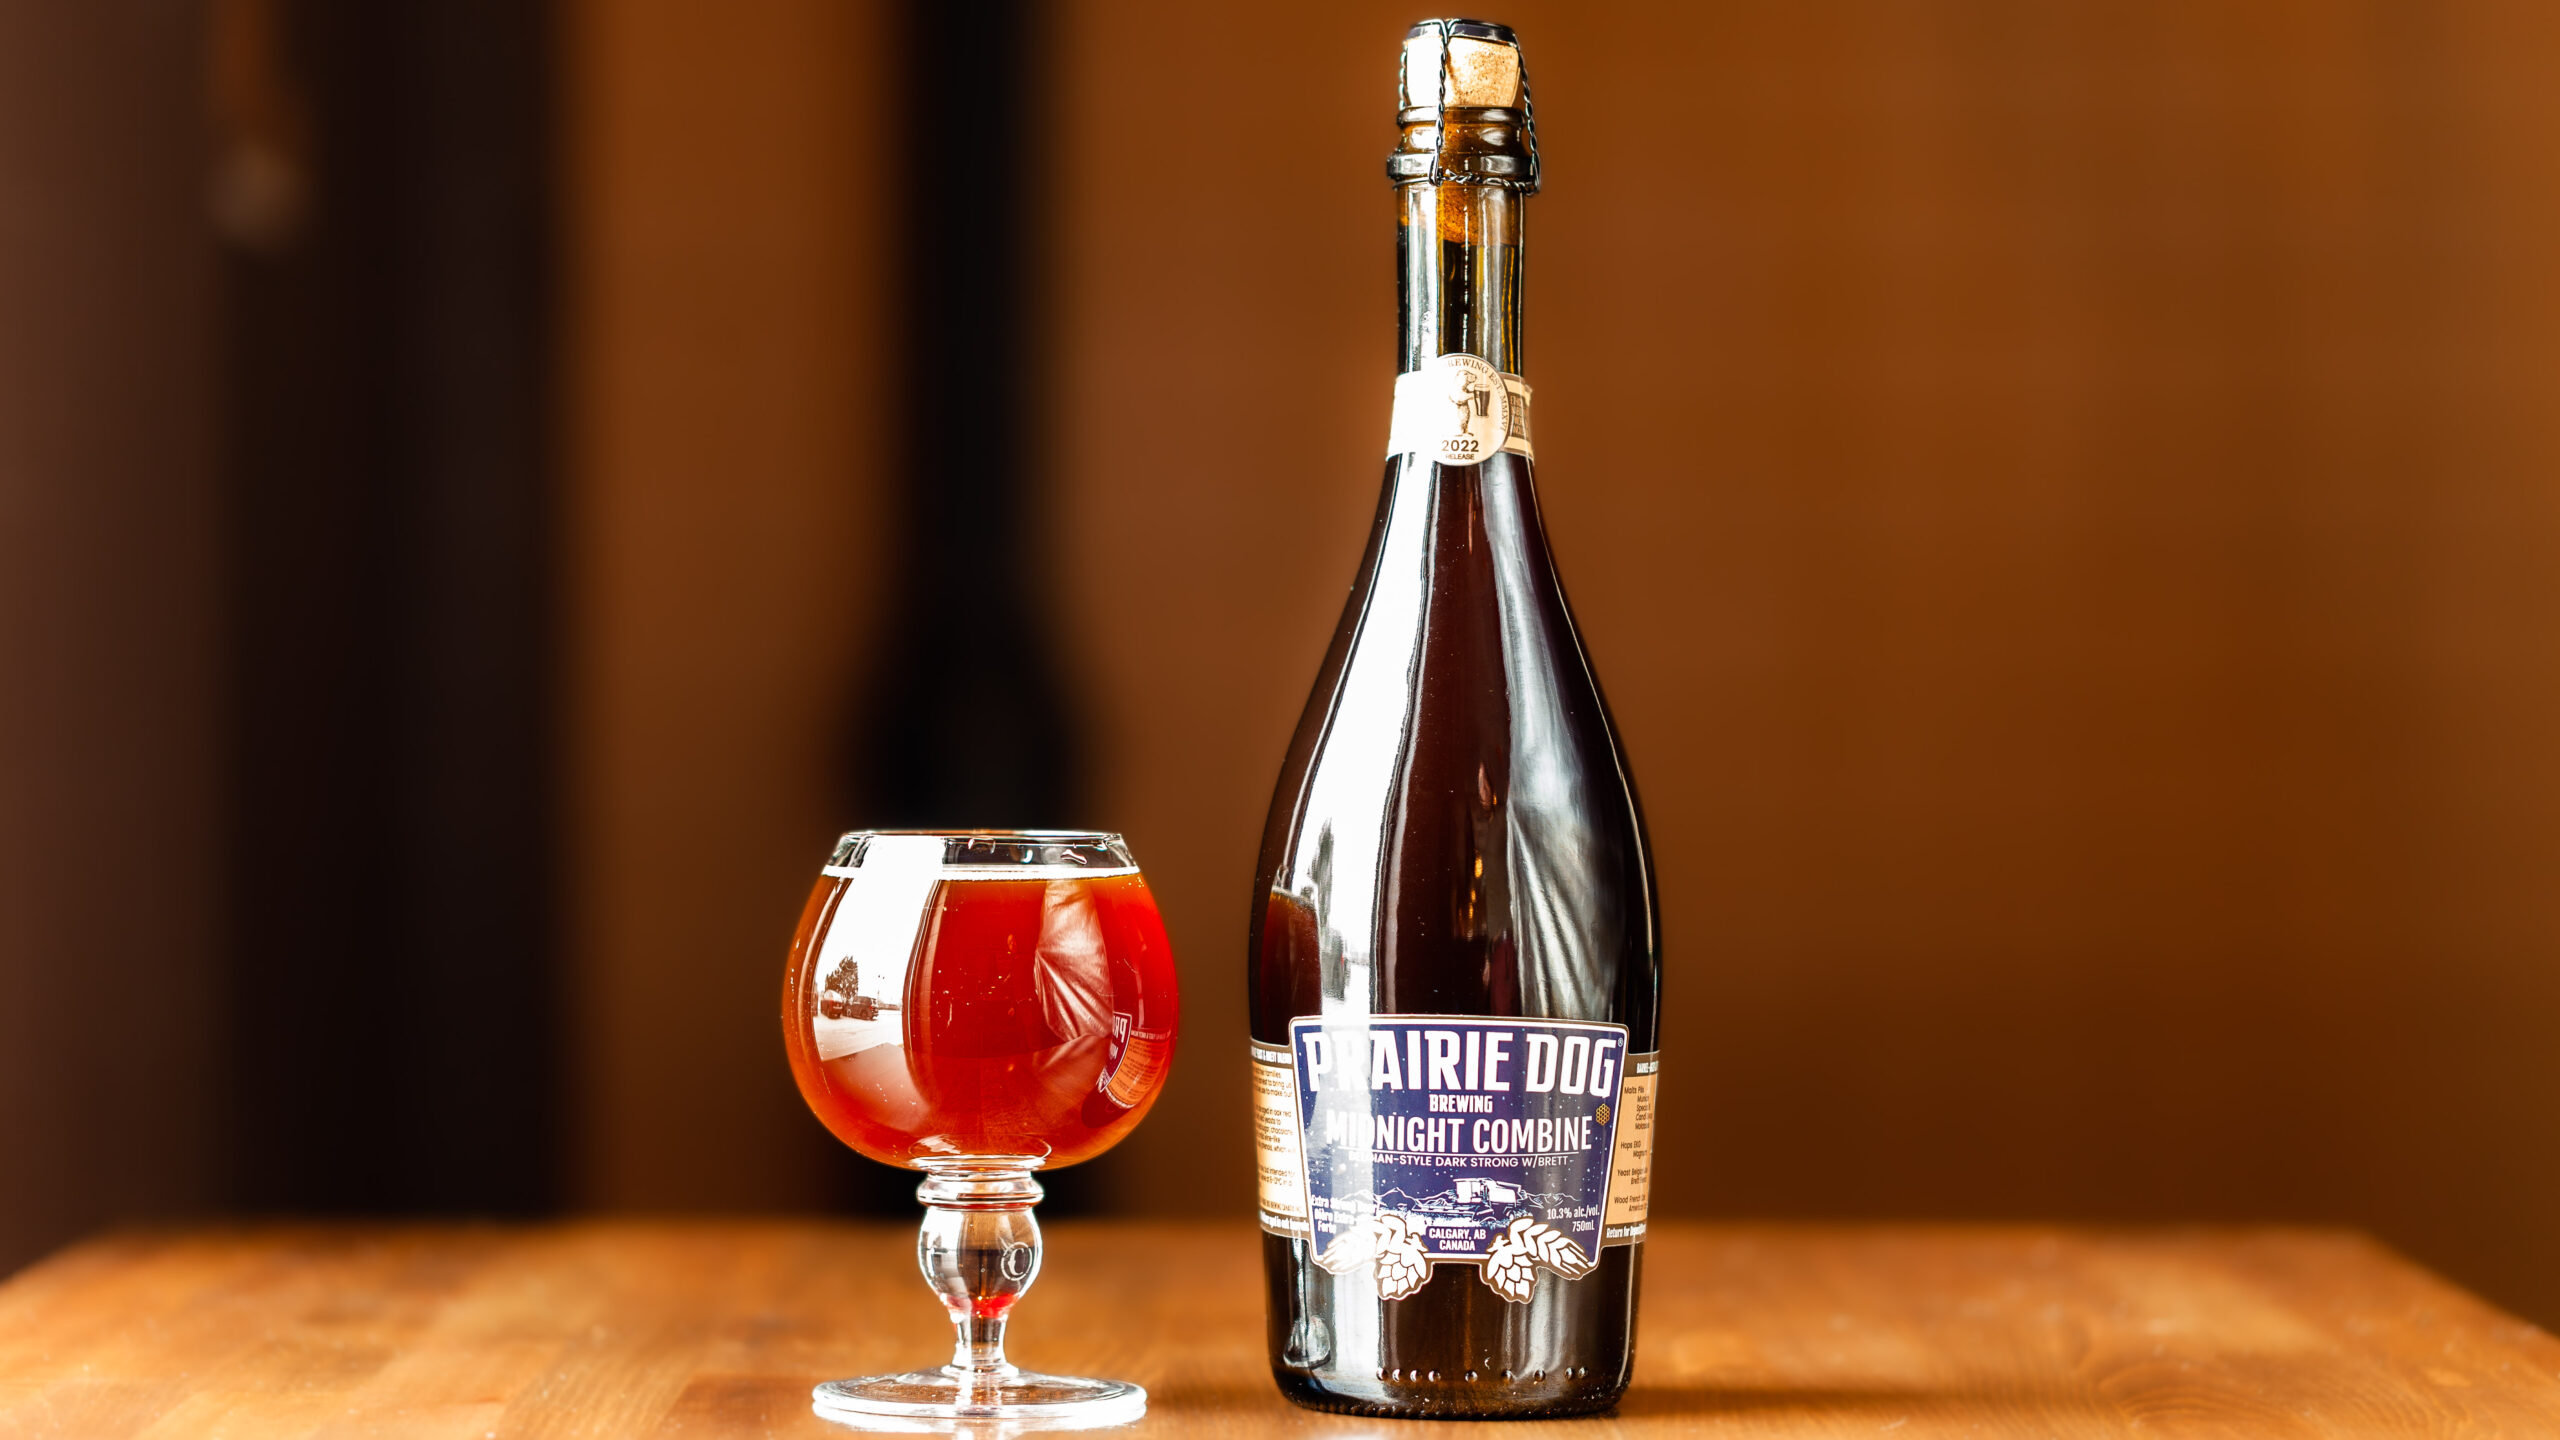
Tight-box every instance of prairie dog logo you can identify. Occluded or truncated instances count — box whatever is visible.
[1440,367,1493,427]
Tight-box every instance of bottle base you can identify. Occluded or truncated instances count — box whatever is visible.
[1271,1369,1625,1421]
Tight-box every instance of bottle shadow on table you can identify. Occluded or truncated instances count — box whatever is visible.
[1611,1382,2047,1421]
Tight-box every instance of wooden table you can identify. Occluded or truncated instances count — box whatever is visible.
[2,1221,2556,1437]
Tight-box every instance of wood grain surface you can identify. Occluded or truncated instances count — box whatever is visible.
[1,1221,2555,1437]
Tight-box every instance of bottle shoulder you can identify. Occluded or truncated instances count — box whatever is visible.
[1249,455,1658,1037]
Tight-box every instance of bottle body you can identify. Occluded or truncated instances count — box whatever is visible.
[1249,438,1658,1416]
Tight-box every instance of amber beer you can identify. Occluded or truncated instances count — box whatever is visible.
[786,861,1179,1168]
[1247,19,1662,1420]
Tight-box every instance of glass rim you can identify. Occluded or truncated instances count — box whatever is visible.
[824,829,1139,876]
[832,827,1127,845]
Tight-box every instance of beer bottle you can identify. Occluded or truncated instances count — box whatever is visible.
[1248,18,1662,1419]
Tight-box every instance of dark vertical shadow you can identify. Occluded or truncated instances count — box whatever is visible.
[844,0,1102,1215]
[219,0,557,1215]
[860,0,1082,833]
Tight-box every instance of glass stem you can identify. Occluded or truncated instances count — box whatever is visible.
[915,1158,1045,1387]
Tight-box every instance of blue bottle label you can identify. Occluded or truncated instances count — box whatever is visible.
[1255,1015,1652,1304]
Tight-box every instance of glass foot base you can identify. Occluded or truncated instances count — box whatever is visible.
[812,1369,1146,1430]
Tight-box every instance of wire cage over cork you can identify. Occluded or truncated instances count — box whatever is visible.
[1391,18,1541,193]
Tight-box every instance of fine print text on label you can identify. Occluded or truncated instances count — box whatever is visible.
[1252,1016,1656,1305]
[1252,1042,1307,1233]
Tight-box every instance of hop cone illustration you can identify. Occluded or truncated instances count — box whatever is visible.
[1313,1211,1434,1300]
[1480,1216,1595,1303]
[1312,1219,1375,1276]
[1369,1213,1431,1300]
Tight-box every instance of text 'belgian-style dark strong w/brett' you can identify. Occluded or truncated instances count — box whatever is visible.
[1246,18,1663,1421]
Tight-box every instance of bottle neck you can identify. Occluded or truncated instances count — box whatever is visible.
[1397,182,1525,375]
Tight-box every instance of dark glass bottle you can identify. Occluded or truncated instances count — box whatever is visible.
[1248,19,1661,1421]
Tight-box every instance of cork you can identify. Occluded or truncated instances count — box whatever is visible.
[1401,21,1525,112]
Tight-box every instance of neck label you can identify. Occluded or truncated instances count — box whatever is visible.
[1387,353,1534,465]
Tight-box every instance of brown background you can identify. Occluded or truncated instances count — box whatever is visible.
[563,0,2560,1320]
[563,0,892,1212]
[0,2,221,1272]
[7,0,2558,1332]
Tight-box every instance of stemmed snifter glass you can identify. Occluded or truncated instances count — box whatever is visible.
[782,831,1180,1427]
